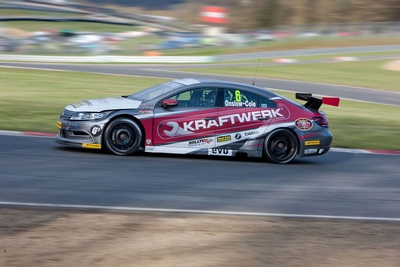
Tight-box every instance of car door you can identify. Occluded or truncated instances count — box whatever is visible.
[214,88,275,151]
[151,87,219,154]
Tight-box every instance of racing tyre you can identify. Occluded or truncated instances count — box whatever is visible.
[104,117,142,156]
[264,128,298,164]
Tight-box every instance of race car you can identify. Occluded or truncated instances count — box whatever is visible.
[56,78,340,163]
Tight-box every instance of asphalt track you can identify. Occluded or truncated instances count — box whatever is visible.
[0,135,399,220]
[1,46,400,220]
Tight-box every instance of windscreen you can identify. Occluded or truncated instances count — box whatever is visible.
[127,81,185,101]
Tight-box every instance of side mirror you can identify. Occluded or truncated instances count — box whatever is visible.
[161,99,178,108]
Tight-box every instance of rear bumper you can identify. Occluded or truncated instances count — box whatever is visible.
[297,128,333,157]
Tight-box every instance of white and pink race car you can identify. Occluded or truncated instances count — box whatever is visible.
[56,78,339,163]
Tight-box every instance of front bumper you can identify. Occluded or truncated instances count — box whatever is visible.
[55,119,105,149]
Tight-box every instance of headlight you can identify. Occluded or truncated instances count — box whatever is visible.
[70,112,106,121]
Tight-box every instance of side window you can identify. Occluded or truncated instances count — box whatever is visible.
[259,96,278,108]
[171,91,191,101]
[223,89,257,108]
[202,88,218,107]
[168,88,217,107]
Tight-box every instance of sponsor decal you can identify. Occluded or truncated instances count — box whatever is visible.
[146,139,152,145]
[70,100,92,108]
[96,98,109,104]
[90,125,101,137]
[318,148,325,154]
[160,121,194,138]
[295,118,313,131]
[304,148,318,155]
[139,108,152,114]
[217,135,231,142]
[82,143,101,149]
[188,138,213,147]
[157,108,288,139]
[235,133,242,140]
[244,130,259,136]
[139,105,153,114]
[224,100,256,107]
[305,140,320,146]
[208,148,233,156]
[56,121,62,129]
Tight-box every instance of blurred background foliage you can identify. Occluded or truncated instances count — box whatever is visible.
[83,0,400,31]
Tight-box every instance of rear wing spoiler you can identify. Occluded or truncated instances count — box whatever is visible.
[295,93,340,110]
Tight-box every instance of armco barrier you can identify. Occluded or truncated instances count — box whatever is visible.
[0,54,214,63]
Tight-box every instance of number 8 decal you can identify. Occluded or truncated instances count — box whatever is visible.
[235,90,241,102]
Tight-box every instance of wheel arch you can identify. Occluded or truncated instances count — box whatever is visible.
[262,127,301,163]
[263,127,300,155]
[103,114,146,149]
[285,127,301,153]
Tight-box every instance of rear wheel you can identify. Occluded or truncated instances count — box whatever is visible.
[104,117,142,156]
[264,128,298,164]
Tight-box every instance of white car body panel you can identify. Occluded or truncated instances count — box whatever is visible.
[65,97,142,112]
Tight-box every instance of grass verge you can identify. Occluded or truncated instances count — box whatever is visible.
[217,50,400,64]
[179,59,400,92]
[0,67,167,132]
[0,8,84,16]
[0,20,136,32]
[155,36,400,56]
[289,50,400,61]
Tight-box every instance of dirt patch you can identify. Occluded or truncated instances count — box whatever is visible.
[0,27,31,38]
[1,208,400,267]
[382,59,400,71]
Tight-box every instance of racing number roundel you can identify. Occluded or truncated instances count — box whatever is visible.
[295,118,313,131]
[235,90,241,102]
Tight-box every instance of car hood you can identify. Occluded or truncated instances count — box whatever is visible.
[65,97,142,112]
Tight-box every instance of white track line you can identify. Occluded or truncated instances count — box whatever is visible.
[1,201,400,222]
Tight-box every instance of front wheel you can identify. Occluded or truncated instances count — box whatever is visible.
[104,117,142,156]
[264,128,298,164]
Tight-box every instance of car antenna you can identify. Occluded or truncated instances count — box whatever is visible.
[252,58,261,86]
